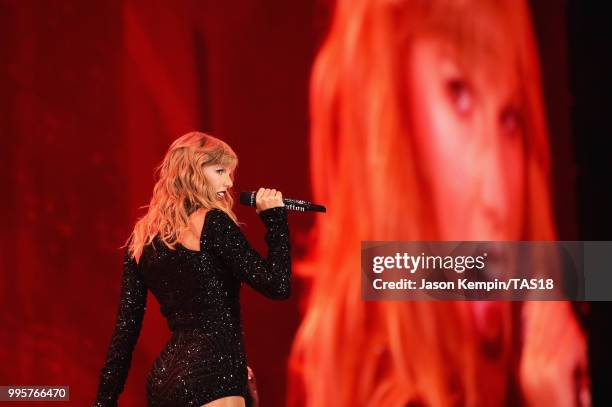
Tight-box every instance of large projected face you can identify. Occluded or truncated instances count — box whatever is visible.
[406,32,528,405]
[408,35,526,241]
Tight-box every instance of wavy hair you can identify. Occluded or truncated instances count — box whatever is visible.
[123,131,239,261]
[288,0,556,405]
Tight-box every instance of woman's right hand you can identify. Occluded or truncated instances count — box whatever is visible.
[255,187,284,214]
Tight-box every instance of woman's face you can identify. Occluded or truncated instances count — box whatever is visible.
[203,164,234,200]
[407,36,526,240]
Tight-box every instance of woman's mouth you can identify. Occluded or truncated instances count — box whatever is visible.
[216,191,226,198]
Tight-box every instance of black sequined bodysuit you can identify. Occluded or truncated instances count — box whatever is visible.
[93,207,291,407]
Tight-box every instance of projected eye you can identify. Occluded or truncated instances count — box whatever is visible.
[446,78,473,116]
[500,106,524,137]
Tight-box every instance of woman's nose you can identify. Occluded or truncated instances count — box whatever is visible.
[480,136,507,234]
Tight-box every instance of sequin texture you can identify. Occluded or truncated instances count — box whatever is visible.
[93,207,291,406]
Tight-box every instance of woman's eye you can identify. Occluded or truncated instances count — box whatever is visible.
[446,78,473,115]
[500,106,524,137]
[216,169,225,174]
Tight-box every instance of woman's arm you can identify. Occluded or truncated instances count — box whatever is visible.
[205,207,291,300]
[93,250,147,407]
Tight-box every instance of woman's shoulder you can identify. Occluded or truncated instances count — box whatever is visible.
[203,208,235,230]
[202,209,246,243]
[204,207,235,221]
[194,208,228,233]
[189,208,210,229]
[185,208,235,245]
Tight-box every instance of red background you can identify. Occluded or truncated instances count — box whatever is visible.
[1,1,316,405]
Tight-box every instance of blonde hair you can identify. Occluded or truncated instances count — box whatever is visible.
[288,0,555,405]
[123,131,239,260]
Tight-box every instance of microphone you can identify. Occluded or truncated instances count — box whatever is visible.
[239,191,326,213]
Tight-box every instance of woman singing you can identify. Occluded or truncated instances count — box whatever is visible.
[93,131,291,407]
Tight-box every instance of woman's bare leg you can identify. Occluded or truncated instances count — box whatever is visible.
[201,396,245,407]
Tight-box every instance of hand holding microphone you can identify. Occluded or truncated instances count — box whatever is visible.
[254,188,284,214]
[240,190,326,213]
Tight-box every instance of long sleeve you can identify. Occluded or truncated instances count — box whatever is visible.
[93,249,147,407]
[205,207,291,300]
